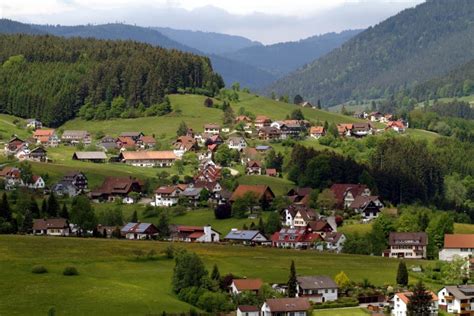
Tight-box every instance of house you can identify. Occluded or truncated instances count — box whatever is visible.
[392,291,438,316]
[225,229,269,245]
[230,279,263,295]
[330,184,371,209]
[351,123,373,137]
[180,187,203,207]
[383,232,428,259]
[258,127,281,141]
[266,168,277,177]
[27,175,46,190]
[439,234,474,261]
[90,177,142,201]
[281,205,318,228]
[204,124,221,135]
[236,305,260,316]
[255,145,272,153]
[33,218,70,236]
[26,119,42,130]
[310,126,326,139]
[137,135,156,149]
[307,219,334,234]
[287,188,312,204]
[61,130,91,145]
[170,225,220,243]
[72,151,107,163]
[33,129,59,147]
[255,116,272,128]
[4,136,27,155]
[117,136,136,150]
[438,285,474,315]
[337,124,353,137]
[62,171,88,191]
[369,112,383,122]
[272,120,307,138]
[227,136,247,151]
[121,222,158,240]
[119,132,144,142]
[349,195,384,219]
[29,147,48,162]
[154,185,182,207]
[51,181,80,197]
[0,166,22,190]
[261,298,311,316]
[173,136,198,157]
[246,160,262,175]
[230,185,275,205]
[235,115,252,129]
[296,275,338,303]
[271,228,321,249]
[118,151,177,167]
[322,232,346,253]
[386,121,406,133]
[99,136,118,151]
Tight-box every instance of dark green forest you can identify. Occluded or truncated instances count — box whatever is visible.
[268,0,474,105]
[0,34,224,126]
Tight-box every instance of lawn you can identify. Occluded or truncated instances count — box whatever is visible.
[0,235,427,315]
[453,223,474,234]
[313,307,370,315]
[238,175,295,196]
[0,114,29,140]
[338,222,474,236]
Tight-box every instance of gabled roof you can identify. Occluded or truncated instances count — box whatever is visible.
[323,232,344,243]
[33,218,69,230]
[349,195,381,209]
[33,129,55,137]
[330,183,368,205]
[265,298,310,312]
[155,185,179,194]
[232,279,263,291]
[395,291,437,304]
[389,232,428,246]
[73,151,107,160]
[443,234,474,249]
[297,276,338,290]
[237,305,259,312]
[139,135,156,144]
[119,132,143,138]
[62,130,89,138]
[92,177,142,195]
[310,126,325,134]
[204,123,220,129]
[225,230,265,241]
[247,160,262,168]
[271,228,321,244]
[307,220,332,232]
[230,184,275,202]
[442,285,474,300]
[120,151,177,161]
[121,222,157,234]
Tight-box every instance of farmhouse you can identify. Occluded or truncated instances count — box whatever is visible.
[230,185,275,204]
[351,123,373,137]
[118,151,177,167]
[153,185,182,207]
[296,275,338,303]
[254,115,272,128]
[439,234,474,261]
[33,129,60,147]
[26,118,42,130]
[337,124,353,137]
[271,227,321,249]
[348,195,384,219]
[90,177,142,201]
[392,291,438,316]
[33,218,70,236]
[119,132,144,142]
[230,279,263,295]
[310,126,326,139]
[29,147,48,162]
[322,232,346,253]
[287,187,312,204]
[98,136,118,151]
[117,136,136,150]
[62,171,88,191]
[72,151,107,163]
[246,160,262,175]
[170,225,220,243]
[261,298,311,316]
[227,136,247,151]
[173,136,198,157]
[4,136,27,155]
[383,232,428,259]
[330,183,371,209]
[438,285,474,315]
[258,126,281,141]
[386,121,406,133]
[61,130,91,145]
[121,222,158,240]
[225,229,269,245]
[137,135,156,149]
[204,123,221,135]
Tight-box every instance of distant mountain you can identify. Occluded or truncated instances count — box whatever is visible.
[30,23,276,89]
[267,0,474,106]
[226,30,361,77]
[0,19,45,35]
[153,27,262,55]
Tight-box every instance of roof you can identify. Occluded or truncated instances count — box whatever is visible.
[255,115,271,122]
[225,230,264,241]
[271,228,321,244]
[121,222,157,234]
[349,195,381,209]
[443,234,474,249]
[255,145,271,151]
[119,132,143,137]
[62,130,89,138]
[266,168,277,176]
[310,126,325,134]
[230,185,274,202]
[33,129,55,137]
[296,276,338,290]
[324,232,344,243]
[139,135,156,143]
[387,121,405,129]
[181,187,203,197]
[330,183,369,206]
[120,151,177,161]
[204,123,220,129]
[232,279,263,291]
[92,177,142,195]
[389,232,428,246]
[155,186,178,194]
[308,220,332,232]
[247,160,262,168]
[395,291,437,304]
[237,305,259,312]
[33,218,68,230]
[73,151,107,160]
[265,298,311,312]
[443,285,474,300]
[235,115,251,122]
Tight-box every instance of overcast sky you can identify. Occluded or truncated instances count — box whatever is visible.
[0,0,425,43]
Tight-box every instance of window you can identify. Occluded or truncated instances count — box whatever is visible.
[461,248,469,252]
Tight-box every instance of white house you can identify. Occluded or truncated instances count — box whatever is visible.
[153,186,182,207]
[321,232,346,253]
[33,218,70,236]
[230,279,263,295]
[261,298,310,316]
[227,136,247,151]
[236,306,260,316]
[225,229,269,245]
[170,225,220,243]
[296,276,338,303]
[392,291,438,316]
[438,285,474,315]
[383,232,428,259]
[439,234,474,261]
[204,124,221,135]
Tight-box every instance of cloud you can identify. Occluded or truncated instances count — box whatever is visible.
[1,0,425,43]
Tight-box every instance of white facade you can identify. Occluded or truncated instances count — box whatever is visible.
[236,308,259,316]
[392,293,438,316]
[325,234,347,253]
[439,248,474,262]
[438,286,474,315]
[227,137,247,151]
[45,228,70,236]
[261,302,307,316]
[154,192,179,207]
[198,226,220,243]
[282,209,295,227]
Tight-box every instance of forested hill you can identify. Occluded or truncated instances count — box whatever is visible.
[267,0,474,106]
[0,34,224,126]
[411,58,474,100]
[226,30,362,77]
[0,19,45,35]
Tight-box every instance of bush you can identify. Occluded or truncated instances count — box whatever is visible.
[312,297,359,309]
[63,266,79,276]
[32,265,48,274]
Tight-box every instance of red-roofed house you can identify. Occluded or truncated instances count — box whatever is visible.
[255,115,272,128]
[33,129,59,147]
[230,279,263,295]
[271,228,322,249]
[310,126,326,139]
[439,234,474,261]
[386,120,406,133]
[138,135,157,149]
[330,184,371,209]
[170,225,220,243]
[230,185,275,203]
[392,291,438,316]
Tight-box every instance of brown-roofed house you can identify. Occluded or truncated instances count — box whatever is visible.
[246,160,262,175]
[439,234,474,261]
[118,151,177,167]
[204,123,221,135]
[296,275,338,303]
[91,177,142,201]
[384,232,428,259]
[72,151,107,163]
[230,185,275,204]
[138,135,157,149]
[329,184,371,209]
[255,115,272,128]
[237,305,259,316]
[33,218,70,236]
[349,195,384,219]
[261,298,311,315]
[230,279,263,294]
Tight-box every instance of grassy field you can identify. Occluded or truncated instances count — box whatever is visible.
[238,175,295,196]
[338,222,474,235]
[313,307,370,315]
[0,114,29,140]
[0,235,427,315]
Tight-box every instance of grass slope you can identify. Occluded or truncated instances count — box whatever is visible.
[339,222,474,236]
[238,175,295,196]
[0,114,29,140]
[313,308,370,316]
[0,235,426,315]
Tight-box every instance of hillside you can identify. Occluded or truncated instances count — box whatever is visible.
[268,0,474,105]
[0,19,45,35]
[0,34,223,126]
[29,22,276,89]
[227,30,361,77]
[153,27,262,55]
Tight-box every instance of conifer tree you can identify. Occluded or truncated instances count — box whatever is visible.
[60,203,69,219]
[29,196,40,218]
[258,217,265,234]
[396,261,408,286]
[0,193,11,221]
[47,193,60,218]
[20,210,33,233]
[41,199,47,218]
[211,264,220,281]
[287,260,297,297]
[407,281,433,316]
[130,210,138,223]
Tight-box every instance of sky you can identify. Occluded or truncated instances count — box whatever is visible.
[0,0,425,44]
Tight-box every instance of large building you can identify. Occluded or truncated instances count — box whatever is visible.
[383,232,428,259]
[439,234,474,261]
[118,151,177,167]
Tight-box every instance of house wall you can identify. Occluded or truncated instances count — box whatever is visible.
[439,248,474,261]
[125,159,175,167]
[154,194,178,207]
[236,310,259,316]
[389,245,426,259]
[46,228,70,236]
